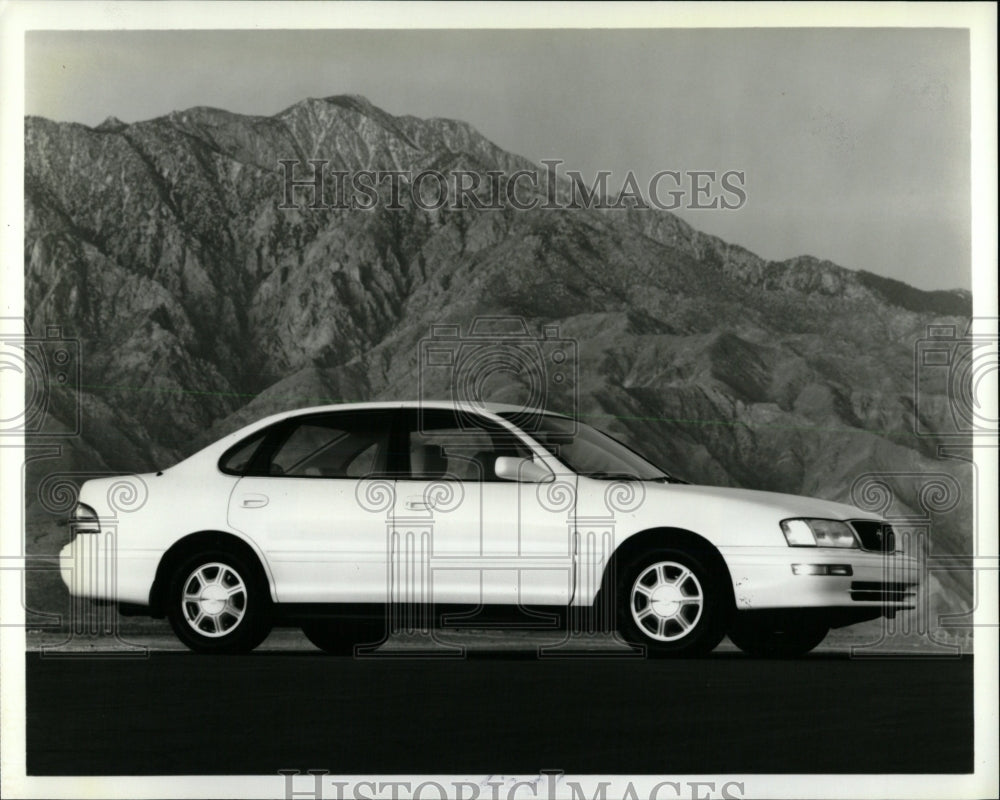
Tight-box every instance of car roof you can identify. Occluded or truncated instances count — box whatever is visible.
[266,400,561,417]
[175,400,576,474]
[200,401,566,461]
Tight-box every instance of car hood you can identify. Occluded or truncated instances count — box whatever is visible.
[650,482,877,521]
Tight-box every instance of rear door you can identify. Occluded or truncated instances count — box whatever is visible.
[227,408,398,603]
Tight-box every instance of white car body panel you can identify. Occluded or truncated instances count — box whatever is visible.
[227,475,386,604]
[59,400,919,616]
[389,475,576,607]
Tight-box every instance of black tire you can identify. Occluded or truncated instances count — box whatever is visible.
[728,618,829,658]
[165,548,272,654]
[616,546,731,657]
[301,619,386,655]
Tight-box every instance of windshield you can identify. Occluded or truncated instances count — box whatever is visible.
[499,412,678,481]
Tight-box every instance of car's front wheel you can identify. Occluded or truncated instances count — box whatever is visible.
[616,548,730,657]
[727,617,829,658]
[166,550,271,653]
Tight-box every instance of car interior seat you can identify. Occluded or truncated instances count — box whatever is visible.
[410,443,449,479]
[470,450,498,481]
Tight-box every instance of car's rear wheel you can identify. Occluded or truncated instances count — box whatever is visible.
[301,619,385,655]
[616,548,730,657]
[727,616,829,658]
[166,549,271,653]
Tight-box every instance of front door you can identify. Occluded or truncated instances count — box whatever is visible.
[390,408,576,610]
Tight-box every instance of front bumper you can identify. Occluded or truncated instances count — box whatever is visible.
[719,546,920,612]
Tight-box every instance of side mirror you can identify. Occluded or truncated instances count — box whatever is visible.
[495,456,553,484]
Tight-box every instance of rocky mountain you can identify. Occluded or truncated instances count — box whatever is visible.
[23,94,974,631]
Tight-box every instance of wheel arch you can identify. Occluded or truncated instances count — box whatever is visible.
[596,527,736,613]
[148,530,275,616]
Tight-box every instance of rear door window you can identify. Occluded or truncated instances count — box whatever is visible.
[266,413,392,478]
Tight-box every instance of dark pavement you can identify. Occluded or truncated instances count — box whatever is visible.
[26,652,973,775]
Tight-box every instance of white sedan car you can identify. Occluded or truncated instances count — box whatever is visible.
[61,401,918,656]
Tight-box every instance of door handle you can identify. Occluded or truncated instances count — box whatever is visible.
[405,498,430,510]
[241,494,269,509]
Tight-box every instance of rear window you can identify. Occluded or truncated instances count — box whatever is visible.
[266,416,389,479]
[218,430,267,475]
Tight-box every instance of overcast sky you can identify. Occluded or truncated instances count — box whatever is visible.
[26,28,971,291]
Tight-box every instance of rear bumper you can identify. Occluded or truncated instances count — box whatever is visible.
[719,546,919,611]
[59,536,159,607]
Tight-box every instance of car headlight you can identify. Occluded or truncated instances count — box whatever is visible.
[781,518,858,548]
[69,502,101,535]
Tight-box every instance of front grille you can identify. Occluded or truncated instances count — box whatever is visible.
[850,581,917,603]
[851,520,896,553]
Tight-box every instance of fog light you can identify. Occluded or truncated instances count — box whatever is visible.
[792,564,853,576]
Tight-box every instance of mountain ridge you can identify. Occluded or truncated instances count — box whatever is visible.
[27,96,970,301]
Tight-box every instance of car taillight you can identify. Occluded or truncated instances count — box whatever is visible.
[69,502,100,535]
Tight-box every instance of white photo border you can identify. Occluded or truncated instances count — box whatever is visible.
[1,2,996,798]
